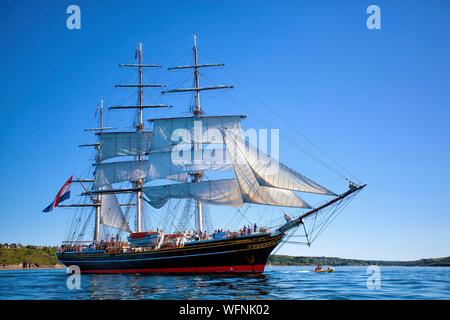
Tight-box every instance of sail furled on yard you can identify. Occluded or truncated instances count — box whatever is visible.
[226,131,336,196]
[224,133,311,209]
[94,150,231,188]
[150,115,243,151]
[99,185,131,232]
[142,179,243,209]
[97,132,152,162]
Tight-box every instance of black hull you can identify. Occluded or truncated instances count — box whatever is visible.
[57,233,283,274]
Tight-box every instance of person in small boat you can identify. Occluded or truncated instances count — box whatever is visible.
[315,264,322,272]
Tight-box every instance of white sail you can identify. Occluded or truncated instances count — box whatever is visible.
[97,132,152,162]
[150,115,243,151]
[94,159,186,188]
[142,179,243,209]
[94,150,232,188]
[224,133,311,208]
[100,186,132,232]
[242,185,311,208]
[231,133,335,196]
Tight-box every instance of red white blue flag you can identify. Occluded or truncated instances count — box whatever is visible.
[42,176,73,212]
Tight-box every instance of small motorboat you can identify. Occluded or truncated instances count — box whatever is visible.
[314,267,335,273]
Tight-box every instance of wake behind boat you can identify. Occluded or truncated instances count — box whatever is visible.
[46,35,365,274]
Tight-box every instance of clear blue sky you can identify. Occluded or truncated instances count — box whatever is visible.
[0,0,449,260]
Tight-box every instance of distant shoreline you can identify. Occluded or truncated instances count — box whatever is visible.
[1,246,448,269]
[1,263,448,271]
[0,264,65,270]
[268,255,450,267]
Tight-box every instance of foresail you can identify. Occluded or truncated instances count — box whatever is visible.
[244,185,312,208]
[97,131,152,162]
[142,179,244,209]
[100,185,131,233]
[231,133,335,196]
[150,115,243,151]
[224,133,311,209]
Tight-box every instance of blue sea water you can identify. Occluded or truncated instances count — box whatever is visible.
[0,266,448,300]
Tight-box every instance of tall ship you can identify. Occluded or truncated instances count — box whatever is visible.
[47,35,365,274]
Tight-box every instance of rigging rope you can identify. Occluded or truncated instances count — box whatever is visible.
[224,92,351,183]
[200,50,361,183]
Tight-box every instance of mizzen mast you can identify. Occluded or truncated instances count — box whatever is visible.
[77,99,111,242]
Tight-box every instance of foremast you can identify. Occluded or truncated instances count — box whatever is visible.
[164,34,233,233]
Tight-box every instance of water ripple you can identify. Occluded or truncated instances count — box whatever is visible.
[0,266,448,300]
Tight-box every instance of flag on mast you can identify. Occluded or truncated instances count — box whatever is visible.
[42,176,73,212]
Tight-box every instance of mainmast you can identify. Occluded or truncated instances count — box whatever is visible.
[94,99,103,242]
[136,43,144,233]
[192,34,203,233]
[193,34,201,116]
[113,43,170,232]
[138,43,144,129]
[164,34,233,233]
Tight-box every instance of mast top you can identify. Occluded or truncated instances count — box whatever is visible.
[84,99,114,132]
[164,34,233,117]
[97,99,104,111]
[113,42,166,132]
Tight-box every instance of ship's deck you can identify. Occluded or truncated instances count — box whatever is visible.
[58,231,273,255]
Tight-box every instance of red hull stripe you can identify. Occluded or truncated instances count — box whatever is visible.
[81,264,266,274]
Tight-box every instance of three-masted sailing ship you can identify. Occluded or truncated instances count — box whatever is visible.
[48,35,365,274]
